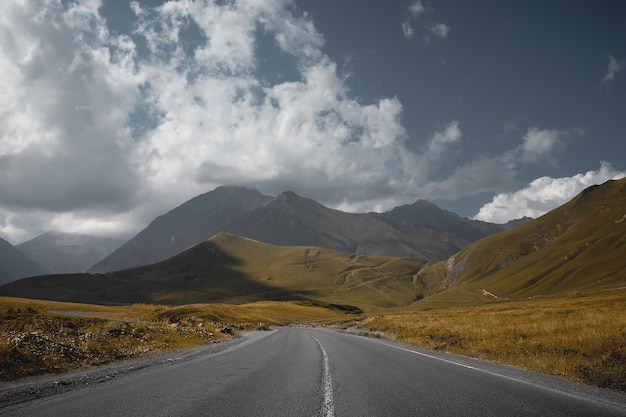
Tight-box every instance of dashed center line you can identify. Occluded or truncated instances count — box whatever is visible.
[312,336,335,417]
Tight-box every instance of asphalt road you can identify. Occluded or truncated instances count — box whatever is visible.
[2,327,625,416]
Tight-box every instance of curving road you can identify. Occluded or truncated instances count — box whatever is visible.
[2,327,625,416]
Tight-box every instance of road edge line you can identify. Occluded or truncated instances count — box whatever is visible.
[312,336,335,417]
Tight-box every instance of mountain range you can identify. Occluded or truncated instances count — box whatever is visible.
[16,232,124,274]
[0,233,432,310]
[90,186,515,273]
[0,179,626,311]
[1,178,624,310]
[0,237,49,285]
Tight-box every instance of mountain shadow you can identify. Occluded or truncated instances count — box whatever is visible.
[0,241,314,306]
[1,233,431,311]
[90,186,271,273]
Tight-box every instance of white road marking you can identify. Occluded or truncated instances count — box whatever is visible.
[312,336,335,417]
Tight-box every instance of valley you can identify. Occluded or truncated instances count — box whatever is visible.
[1,178,625,397]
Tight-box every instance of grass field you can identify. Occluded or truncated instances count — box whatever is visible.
[354,289,626,390]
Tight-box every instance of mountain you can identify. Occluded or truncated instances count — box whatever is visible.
[16,232,124,274]
[224,191,469,262]
[0,233,434,310]
[89,186,271,273]
[91,186,513,273]
[0,237,49,285]
[5,180,623,311]
[415,178,626,306]
[383,199,506,241]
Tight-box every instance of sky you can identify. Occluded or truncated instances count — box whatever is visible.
[1,0,625,244]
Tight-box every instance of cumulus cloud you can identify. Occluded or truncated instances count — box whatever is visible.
[519,127,567,163]
[602,55,624,84]
[408,1,425,17]
[0,0,617,244]
[473,163,626,223]
[402,21,415,40]
[420,120,462,174]
[420,125,579,201]
[428,121,461,148]
[0,0,141,215]
[402,0,450,44]
[425,23,450,41]
[0,0,425,242]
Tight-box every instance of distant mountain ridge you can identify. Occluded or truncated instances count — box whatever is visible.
[383,199,507,241]
[223,191,469,261]
[16,232,124,274]
[90,186,515,273]
[0,237,49,285]
[3,180,622,310]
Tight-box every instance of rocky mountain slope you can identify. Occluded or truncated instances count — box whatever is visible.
[91,187,510,272]
[89,186,271,273]
[383,199,520,241]
[0,238,49,285]
[223,191,468,262]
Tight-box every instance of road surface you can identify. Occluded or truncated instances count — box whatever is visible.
[2,327,625,416]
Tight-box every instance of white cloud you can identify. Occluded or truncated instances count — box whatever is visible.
[473,163,626,223]
[419,120,462,175]
[403,1,450,44]
[419,125,586,202]
[0,0,618,245]
[519,127,567,163]
[425,23,450,41]
[429,121,461,148]
[408,1,425,17]
[402,21,415,40]
[602,55,624,83]
[0,0,425,243]
[0,0,141,215]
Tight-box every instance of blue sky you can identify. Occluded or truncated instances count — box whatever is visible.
[0,0,624,243]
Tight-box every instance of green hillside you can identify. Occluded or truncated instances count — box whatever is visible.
[415,178,626,307]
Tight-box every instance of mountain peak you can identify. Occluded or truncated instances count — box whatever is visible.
[213,185,261,194]
[277,190,300,200]
[89,186,272,273]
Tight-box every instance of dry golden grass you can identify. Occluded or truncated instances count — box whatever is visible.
[419,178,626,303]
[0,233,430,311]
[355,290,626,390]
[0,297,354,381]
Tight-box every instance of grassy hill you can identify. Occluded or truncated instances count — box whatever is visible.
[413,178,626,307]
[0,233,432,311]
